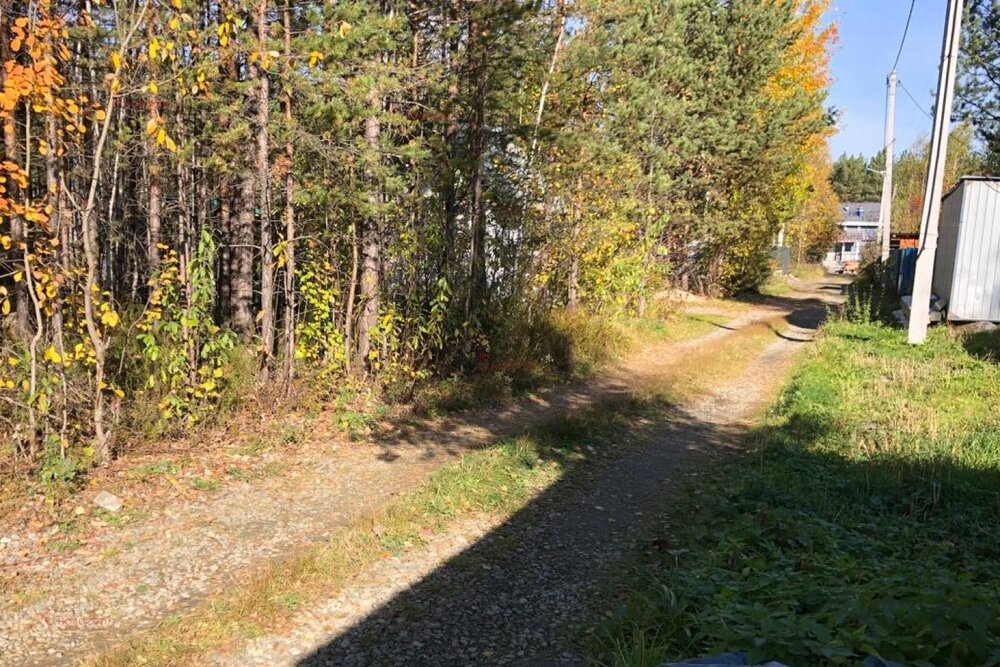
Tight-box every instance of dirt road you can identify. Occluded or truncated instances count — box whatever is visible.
[0,277,846,666]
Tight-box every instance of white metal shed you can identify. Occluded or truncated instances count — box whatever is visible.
[932,177,1000,322]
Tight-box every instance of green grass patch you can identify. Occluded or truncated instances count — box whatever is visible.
[592,320,1000,666]
[633,313,732,346]
[758,274,793,296]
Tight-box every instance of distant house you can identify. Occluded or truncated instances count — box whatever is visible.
[823,202,881,272]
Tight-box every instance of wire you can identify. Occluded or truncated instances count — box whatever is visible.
[898,79,933,120]
[892,0,918,74]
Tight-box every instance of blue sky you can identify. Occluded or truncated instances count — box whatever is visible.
[826,0,946,159]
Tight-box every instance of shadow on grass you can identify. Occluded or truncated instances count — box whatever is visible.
[962,327,1000,363]
[591,416,1000,666]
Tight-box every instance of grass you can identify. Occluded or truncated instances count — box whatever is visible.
[413,308,737,417]
[631,313,732,346]
[591,317,1000,667]
[87,398,651,667]
[758,263,828,297]
[630,316,787,404]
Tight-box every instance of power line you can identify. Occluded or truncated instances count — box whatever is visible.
[892,0,918,73]
[898,79,933,120]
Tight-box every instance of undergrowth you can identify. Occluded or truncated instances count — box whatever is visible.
[591,319,1000,666]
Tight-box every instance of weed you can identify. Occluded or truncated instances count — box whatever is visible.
[48,538,81,553]
[190,477,220,492]
[279,423,303,445]
[130,460,182,481]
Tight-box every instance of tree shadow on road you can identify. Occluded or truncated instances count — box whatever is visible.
[291,297,842,667]
[295,395,751,667]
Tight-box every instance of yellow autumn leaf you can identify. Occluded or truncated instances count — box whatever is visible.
[339,21,351,38]
[43,346,62,364]
[111,51,122,71]
[101,310,120,328]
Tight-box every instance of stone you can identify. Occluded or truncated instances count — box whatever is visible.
[93,491,123,514]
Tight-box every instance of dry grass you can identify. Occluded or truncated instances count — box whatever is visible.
[631,316,789,404]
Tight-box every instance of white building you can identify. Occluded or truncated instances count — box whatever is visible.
[823,202,881,272]
[932,177,1000,322]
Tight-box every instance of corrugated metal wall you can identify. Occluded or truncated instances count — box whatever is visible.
[942,180,1000,321]
[933,181,964,308]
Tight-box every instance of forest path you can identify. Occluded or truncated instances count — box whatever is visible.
[211,280,843,667]
[0,277,845,666]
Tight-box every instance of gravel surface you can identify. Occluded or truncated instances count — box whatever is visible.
[208,301,836,667]
[0,280,844,667]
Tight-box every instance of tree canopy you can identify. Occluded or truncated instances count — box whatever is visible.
[0,0,838,479]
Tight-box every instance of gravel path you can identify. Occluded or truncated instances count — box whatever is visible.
[0,280,843,666]
[207,299,837,667]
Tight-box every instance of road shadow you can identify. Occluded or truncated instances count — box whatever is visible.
[296,397,747,667]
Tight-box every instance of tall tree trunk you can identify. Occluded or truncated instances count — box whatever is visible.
[232,173,256,341]
[218,183,233,323]
[464,15,488,323]
[146,14,162,275]
[1,61,29,335]
[256,0,275,375]
[282,0,296,387]
[231,38,257,342]
[353,85,382,375]
[440,0,462,278]
[344,221,359,373]
[568,177,582,311]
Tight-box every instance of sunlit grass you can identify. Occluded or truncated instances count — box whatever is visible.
[591,320,1000,666]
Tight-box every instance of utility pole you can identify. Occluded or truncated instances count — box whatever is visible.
[879,71,896,262]
[908,0,964,345]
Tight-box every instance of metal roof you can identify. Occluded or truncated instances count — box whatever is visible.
[839,202,881,223]
[943,175,1000,201]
